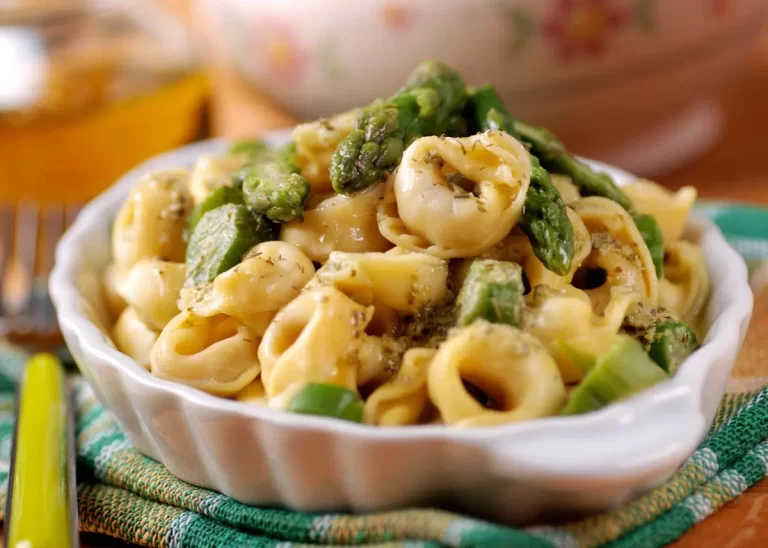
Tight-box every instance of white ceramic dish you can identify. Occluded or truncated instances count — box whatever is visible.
[196,0,767,175]
[50,131,753,524]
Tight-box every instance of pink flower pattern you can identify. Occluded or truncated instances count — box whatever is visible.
[252,18,307,83]
[543,0,627,61]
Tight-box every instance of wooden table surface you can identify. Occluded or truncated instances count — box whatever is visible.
[12,2,768,545]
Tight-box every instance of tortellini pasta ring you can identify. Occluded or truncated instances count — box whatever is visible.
[117,259,185,331]
[112,307,158,370]
[428,322,566,427]
[659,240,710,324]
[281,183,393,263]
[571,196,659,306]
[364,348,436,426]
[378,131,532,259]
[178,241,315,337]
[311,250,449,313]
[622,179,697,246]
[258,286,374,408]
[112,169,191,270]
[151,309,261,397]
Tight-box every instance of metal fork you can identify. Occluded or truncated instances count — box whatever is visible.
[0,202,82,352]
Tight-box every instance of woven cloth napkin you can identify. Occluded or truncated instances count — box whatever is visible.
[1,202,768,548]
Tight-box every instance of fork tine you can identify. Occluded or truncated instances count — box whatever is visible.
[9,203,38,328]
[0,205,14,320]
[34,206,65,333]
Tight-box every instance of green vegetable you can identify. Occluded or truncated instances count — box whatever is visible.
[561,335,668,415]
[648,322,699,374]
[632,213,665,279]
[457,259,525,327]
[240,142,311,222]
[623,306,699,374]
[185,185,244,240]
[330,60,469,194]
[287,383,364,422]
[229,139,269,157]
[513,120,632,210]
[185,204,276,287]
[468,85,574,275]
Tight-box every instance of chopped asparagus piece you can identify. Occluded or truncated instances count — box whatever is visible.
[185,185,244,240]
[632,213,665,279]
[648,322,699,374]
[561,335,668,415]
[623,306,699,374]
[330,60,469,194]
[468,85,574,275]
[185,204,276,287]
[241,142,311,222]
[287,383,364,422]
[229,139,269,157]
[457,259,525,327]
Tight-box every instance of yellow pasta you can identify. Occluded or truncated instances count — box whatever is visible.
[281,184,392,263]
[428,322,566,427]
[364,348,435,426]
[235,379,269,406]
[258,286,373,407]
[311,251,449,313]
[188,153,248,206]
[104,62,714,427]
[659,240,711,324]
[292,110,357,194]
[151,309,261,397]
[550,174,581,205]
[377,131,531,258]
[102,264,128,320]
[622,179,697,246]
[179,241,315,337]
[352,334,410,387]
[524,286,641,382]
[112,169,191,270]
[571,196,658,309]
[117,259,185,331]
[112,307,158,370]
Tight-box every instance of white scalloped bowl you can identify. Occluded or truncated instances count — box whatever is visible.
[50,131,753,524]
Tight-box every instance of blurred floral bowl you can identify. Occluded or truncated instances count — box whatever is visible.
[198,0,767,175]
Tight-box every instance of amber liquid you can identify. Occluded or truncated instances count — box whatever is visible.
[0,68,210,204]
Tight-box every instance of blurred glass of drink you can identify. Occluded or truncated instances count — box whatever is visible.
[0,0,210,205]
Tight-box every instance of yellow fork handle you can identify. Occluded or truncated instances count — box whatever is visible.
[7,354,75,548]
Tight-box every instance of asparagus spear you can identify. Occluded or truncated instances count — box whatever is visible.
[632,213,665,279]
[513,119,633,210]
[623,305,699,374]
[457,259,525,327]
[287,383,364,422]
[330,61,469,195]
[240,142,311,223]
[469,85,574,275]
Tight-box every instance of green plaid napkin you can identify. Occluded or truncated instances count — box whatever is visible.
[1,202,768,548]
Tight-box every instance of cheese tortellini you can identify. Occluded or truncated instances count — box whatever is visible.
[428,322,566,427]
[179,241,315,337]
[292,110,357,194]
[258,286,373,407]
[112,169,191,270]
[105,72,711,429]
[151,310,261,397]
[117,259,185,331]
[378,131,531,258]
[281,184,393,263]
